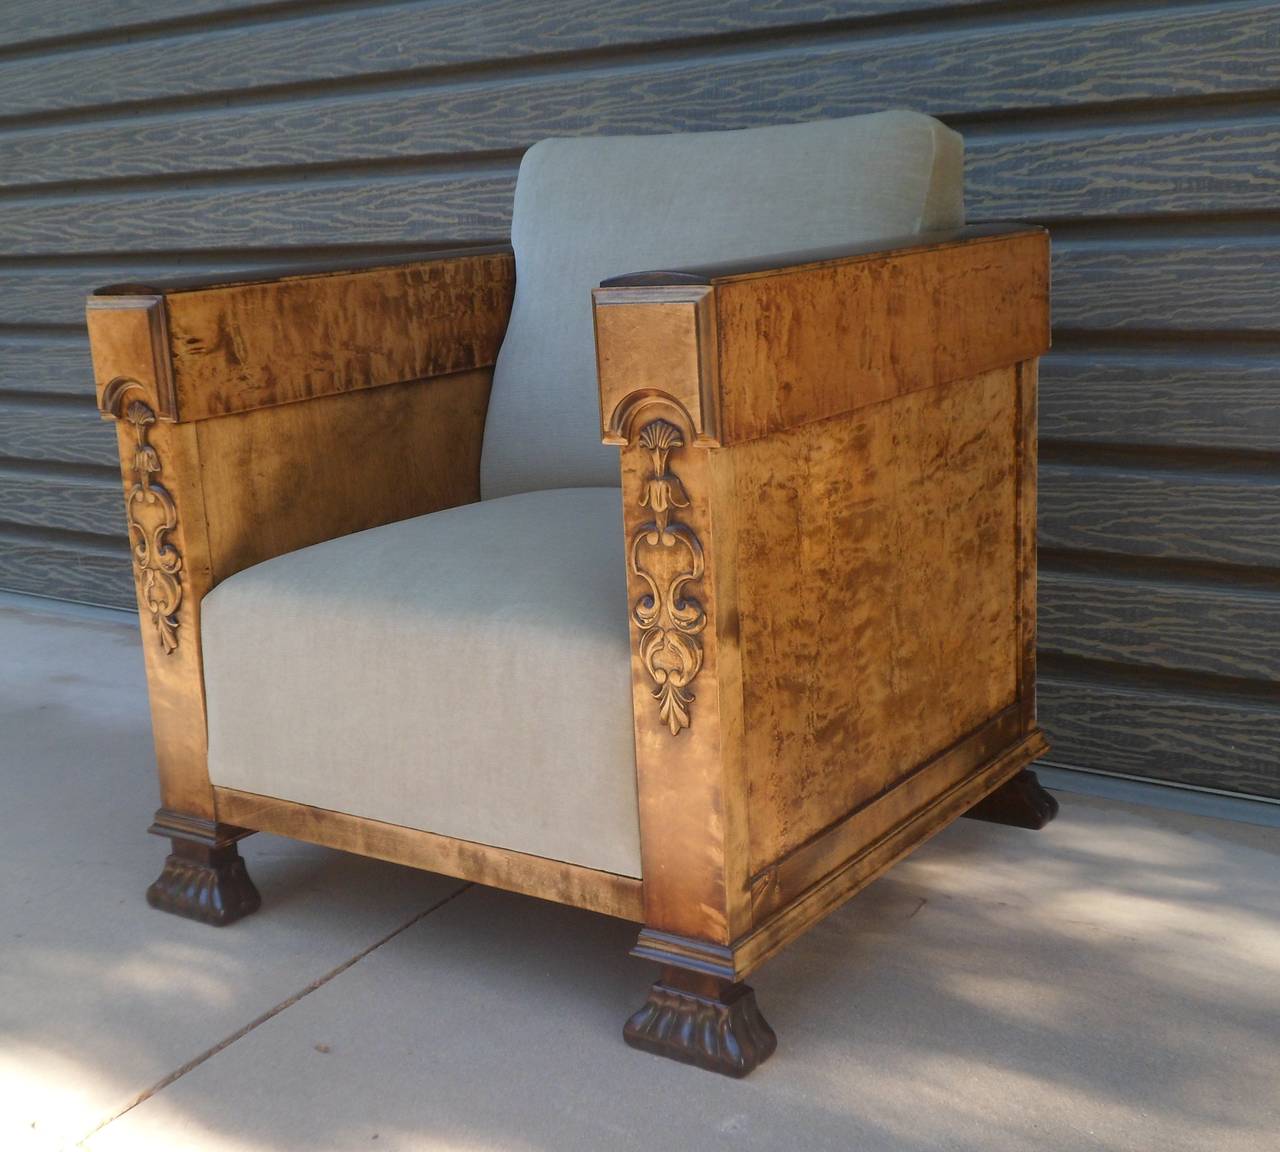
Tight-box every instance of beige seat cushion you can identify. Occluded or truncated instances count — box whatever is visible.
[202,488,642,878]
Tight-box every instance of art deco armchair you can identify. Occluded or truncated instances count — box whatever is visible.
[86,111,1055,1077]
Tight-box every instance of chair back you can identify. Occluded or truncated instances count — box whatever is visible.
[481,111,964,498]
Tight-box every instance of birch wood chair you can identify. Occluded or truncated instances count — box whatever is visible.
[86,111,1055,1077]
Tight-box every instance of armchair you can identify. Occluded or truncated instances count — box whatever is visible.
[86,111,1054,1077]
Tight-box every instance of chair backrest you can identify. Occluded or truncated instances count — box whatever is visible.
[480,111,964,499]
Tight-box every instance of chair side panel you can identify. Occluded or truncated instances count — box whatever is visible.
[195,368,490,584]
[733,366,1021,875]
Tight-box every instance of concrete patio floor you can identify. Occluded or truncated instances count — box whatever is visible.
[2,594,1278,1152]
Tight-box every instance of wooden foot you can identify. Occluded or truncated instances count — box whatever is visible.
[963,768,1059,830]
[624,967,777,1078]
[146,811,261,926]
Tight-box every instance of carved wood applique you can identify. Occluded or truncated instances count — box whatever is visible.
[122,398,183,654]
[631,419,706,735]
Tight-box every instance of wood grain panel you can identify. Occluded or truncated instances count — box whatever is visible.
[0,335,95,397]
[1040,571,1280,684]
[1039,463,1280,569]
[0,466,124,536]
[0,0,262,51]
[1051,242,1280,333]
[617,405,750,945]
[1041,349,1280,451]
[0,397,118,467]
[710,229,1048,443]
[735,368,1020,871]
[0,172,516,256]
[0,526,132,607]
[0,0,997,121]
[153,248,513,420]
[6,5,1276,183]
[749,708,1023,918]
[4,113,1278,254]
[195,369,490,582]
[967,116,1280,221]
[1039,676,1280,800]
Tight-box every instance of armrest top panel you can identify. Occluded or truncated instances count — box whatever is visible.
[88,247,515,422]
[92,245,512,297]
[594,224,1049,446]
[599,224,1042,288]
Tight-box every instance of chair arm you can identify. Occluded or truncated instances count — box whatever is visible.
[592,225,1048,447]
[595,225,1050,953]
[84,247,514,823]
[89,246,514,422]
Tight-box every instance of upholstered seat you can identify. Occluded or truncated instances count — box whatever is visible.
[202,487,642,876]
[200,109,965,880]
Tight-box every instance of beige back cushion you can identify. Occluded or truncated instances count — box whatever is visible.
[480,111,964,499]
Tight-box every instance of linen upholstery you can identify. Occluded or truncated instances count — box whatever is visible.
[203,488,642,877]
[480,110,964,499]
[202,113,966,877]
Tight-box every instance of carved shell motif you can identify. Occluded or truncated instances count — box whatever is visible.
[123,399,183,654]
[631,419,706,735]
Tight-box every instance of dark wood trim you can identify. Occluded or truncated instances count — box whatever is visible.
[624,967,777,1078]
[963,769,1059,829]
[146,808,261,927]
[148,807,253,849]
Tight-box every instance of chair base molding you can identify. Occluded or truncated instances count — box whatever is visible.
[211,786,645,922]
[146,830,262,927]
[634,728,1049,983]
[624,968,777,1078]
[148,807,254,848]
[961,768,1059,829]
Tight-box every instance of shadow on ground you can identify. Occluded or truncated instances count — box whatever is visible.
[3,600,1278,1152]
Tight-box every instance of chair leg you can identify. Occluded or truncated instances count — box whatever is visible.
[145,812,261,927]
[624,965,777,1077]
[963,768,1059,830]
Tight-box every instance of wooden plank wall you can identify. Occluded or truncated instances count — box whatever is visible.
[0,0,1275,799]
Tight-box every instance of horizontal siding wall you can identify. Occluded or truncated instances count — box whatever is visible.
[0,0,1276,798]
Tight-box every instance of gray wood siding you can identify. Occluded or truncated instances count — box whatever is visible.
[0,0,1275,798]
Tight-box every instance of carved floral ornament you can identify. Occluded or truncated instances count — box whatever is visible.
[118,393,184,654]
[630,419,706,735]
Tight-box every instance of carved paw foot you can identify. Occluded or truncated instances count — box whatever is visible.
[147,840,261,926]
[624,969,777,1077]
[964,768,1059,830]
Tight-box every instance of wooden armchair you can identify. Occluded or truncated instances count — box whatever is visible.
[85,112,1054,1077]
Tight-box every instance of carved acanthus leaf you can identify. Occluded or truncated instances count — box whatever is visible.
[630,419,706,735]
[123,397,183,654]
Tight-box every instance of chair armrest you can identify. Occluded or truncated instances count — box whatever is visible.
[595,225,1050,955]
[89,246,514,422]
[84,246,515,825]
[593,225,1048,447]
